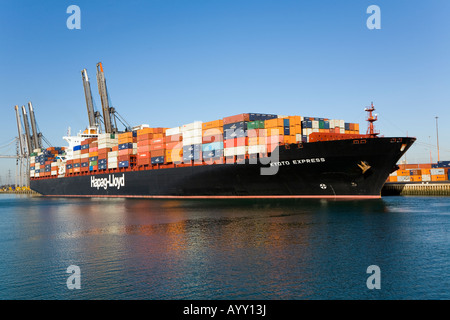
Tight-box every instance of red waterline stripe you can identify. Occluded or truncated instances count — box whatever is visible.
[42,194,381,200]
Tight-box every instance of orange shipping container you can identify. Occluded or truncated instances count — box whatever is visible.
[431,175,446,181]
[265,118,284,129]
[203,119,223,129]
[152,149,165,157]
[137,133,153,141]
[267,127,284,136]
[137,127,154,135]
[397,170,410,176]
[170,148,183,162]
[410,175,422,182]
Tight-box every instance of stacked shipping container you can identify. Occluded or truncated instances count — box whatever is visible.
[30,147,65,178]
[30,112,376,180]
[387,163,450,182]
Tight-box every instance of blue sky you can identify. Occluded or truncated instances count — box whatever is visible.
[1,0,449,181]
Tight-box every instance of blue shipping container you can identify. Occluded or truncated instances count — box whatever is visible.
[202,142,224,152]
[119,161,129,168]
[119,143,133,150]
[151,156,165,164]
[73,145,81,151]
[224,128,246,139]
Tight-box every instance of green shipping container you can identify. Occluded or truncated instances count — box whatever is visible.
[247,120,265,130]
[319,120,325,129]
[89,161,98,166]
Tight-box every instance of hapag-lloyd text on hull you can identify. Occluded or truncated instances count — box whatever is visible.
[91,174,125,190]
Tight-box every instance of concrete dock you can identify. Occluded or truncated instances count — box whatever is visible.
[382,182,450,196]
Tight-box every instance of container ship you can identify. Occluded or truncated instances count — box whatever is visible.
[23,63,415,199]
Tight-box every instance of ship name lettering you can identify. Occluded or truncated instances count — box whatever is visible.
[91,174,125,190]
[292,158,326,165]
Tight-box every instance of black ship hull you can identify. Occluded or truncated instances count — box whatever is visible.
[30,137,415,199]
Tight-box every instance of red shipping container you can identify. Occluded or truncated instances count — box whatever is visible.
[137,139,150,147]
[236,137,247,147]
[203,134,223,144]
[247,129,266,137]
[137,157,150,166]
[137,152,151,158]
[118,149,134,156]
[166,133,182,142]
[137,145,151,153]
[166,141,183,150]
[118,155,131,162]
[223,113,250,125]
[150,143,164,151]
[224,138,236,148]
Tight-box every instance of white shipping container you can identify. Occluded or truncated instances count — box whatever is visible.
[340,128,345,134]
[183,136,202,145]
[295,134,302,142]
[431,168,445,175]
[81,153,89,159]
[422,174,431,181]
[339,120,345,128]
[181,121,202,132]
[108,163,118,169]
[312,121,319,129]
[248,145,266,154]
[108,151,118,157]
[397,175,411,182]
[224,147,236,157]
[391,171,398,176]
[236,146,247,155]
[166,126,181,136]
[108,156,118,163]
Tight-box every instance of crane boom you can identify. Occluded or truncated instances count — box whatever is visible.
[81,69,97,129]
[28,102,42,150]
[21,105,33,153]
[14,106,26,156]
[96,62,115,133]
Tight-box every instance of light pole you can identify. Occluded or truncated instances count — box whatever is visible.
[435,116,440,163]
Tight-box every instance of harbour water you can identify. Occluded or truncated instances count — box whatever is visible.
[0,194,449,300]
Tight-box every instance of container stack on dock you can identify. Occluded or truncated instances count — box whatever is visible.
[387,162,450,183]
[31,112,364,179]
